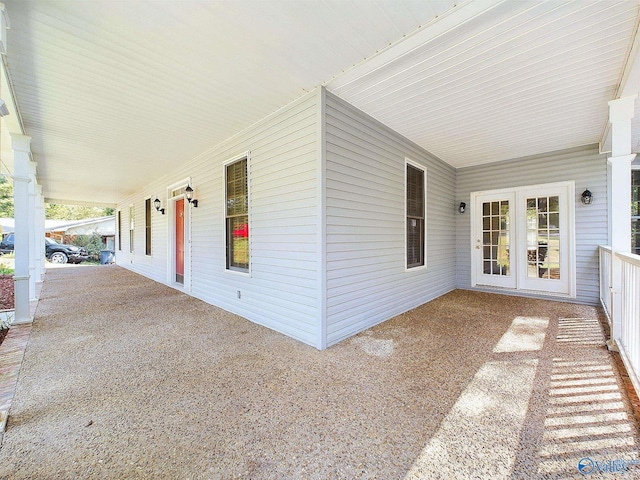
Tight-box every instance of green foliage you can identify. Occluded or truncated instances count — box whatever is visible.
[0,175,14,218]
[0,174,112,222]
[0,265,13,275]
[45,204,113,220]
[71,234,104,260]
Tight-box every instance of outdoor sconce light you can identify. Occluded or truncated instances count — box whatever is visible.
[458,202,466,214]
[581,189,593,205]
[154,198,165,215]
[185,185,198,207]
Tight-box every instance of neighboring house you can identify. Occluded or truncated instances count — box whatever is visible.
[46,216,116,251]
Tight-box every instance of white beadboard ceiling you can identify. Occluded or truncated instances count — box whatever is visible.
[1,0,639,205]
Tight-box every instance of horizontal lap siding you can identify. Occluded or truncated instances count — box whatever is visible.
[116,93,320,347]
[455,146,607,304]
[324,92,456,346]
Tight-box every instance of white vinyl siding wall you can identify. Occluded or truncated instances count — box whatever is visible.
[456,145,607,305]
[116,92,320,346]
[324,92,456,346]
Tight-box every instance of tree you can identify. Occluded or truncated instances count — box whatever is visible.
[45,203,113,220]
[0,175,14,218]
[0,173,112,220]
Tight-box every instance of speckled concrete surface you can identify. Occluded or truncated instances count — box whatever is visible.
[0,265,638,479]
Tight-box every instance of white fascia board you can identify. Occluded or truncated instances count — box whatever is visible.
[600,15,640,153]
[326,0,508,92]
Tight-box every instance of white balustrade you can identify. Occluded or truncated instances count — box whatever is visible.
[615,251,640,396]
[599,245,612,324]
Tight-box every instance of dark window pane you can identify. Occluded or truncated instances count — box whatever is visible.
[633,219,640,255]
[406,164,425,268]
[117,211,122,251]
[406,165,424,218]
[633,170,640,217]
[538,197,547,212]
[406,218,424,267]
[145,198,151,256]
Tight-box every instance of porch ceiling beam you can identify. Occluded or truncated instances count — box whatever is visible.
[325,0,507,92]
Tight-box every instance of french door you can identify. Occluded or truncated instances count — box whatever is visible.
[472,182,575,297]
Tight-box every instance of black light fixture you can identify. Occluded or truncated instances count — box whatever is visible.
[153,197,165,215]
[185,185,198,207]
[458,202,466,214]
[581,189,593,205]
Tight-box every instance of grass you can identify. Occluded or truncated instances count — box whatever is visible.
[0,253,14,275]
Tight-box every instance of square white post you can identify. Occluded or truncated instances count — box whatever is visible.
[28,160,37,300]
[11,133,32,324]
[34,184,44,282]
[608,95,637,348]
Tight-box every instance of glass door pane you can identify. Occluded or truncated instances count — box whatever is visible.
[482,200,510,276]
[474,192,516,289]
[526,196,560,280]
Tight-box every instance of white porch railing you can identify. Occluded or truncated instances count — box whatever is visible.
[599,246,640,394]
[599,245,613,324]
[614,251,640,396]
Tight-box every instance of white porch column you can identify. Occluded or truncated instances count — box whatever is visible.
[11,133,32,324]
[34,184,44,282]
[27,160,37,300]
[608,95,637,347]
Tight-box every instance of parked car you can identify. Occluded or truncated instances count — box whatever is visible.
[0,234,89,264]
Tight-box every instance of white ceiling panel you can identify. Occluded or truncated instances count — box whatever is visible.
[3,0,457,204]
[1,0,638,204]
[328,0,640,167]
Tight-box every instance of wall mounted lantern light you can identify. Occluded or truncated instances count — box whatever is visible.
[458,202,466,214]
[153,197,165,215]
[185,185,198,207]
[581,189,593,205]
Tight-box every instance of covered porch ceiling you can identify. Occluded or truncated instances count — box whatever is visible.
[1,0,639,206]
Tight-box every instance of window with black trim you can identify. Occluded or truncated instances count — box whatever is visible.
[226,157,249,271]
[145,198,151,256]
[117,210,122,251]
[129,205,134,254]
[406,162,425,268]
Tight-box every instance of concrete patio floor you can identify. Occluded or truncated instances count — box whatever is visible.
[0,265,639,479]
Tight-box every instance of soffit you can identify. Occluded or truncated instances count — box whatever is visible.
[3,0,457,204]
[1,0,639,204]
[328,0,640,168]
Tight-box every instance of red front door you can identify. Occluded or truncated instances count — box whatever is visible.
[175,198,184,284]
